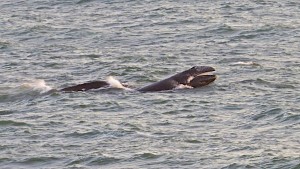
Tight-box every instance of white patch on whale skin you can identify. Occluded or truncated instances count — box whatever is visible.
[187,71,215,83]
[187,76,194,83]
[199,72,215,75]
[175,84,193,89]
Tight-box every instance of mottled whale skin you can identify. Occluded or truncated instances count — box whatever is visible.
[60,66,216,92]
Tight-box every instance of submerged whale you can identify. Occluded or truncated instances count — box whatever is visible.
[60,66,216,92]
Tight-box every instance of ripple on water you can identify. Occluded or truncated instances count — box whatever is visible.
[120,122,143,132]
[76,0,95,5]
[64,130,101,139]
[251,108,283,121]
[67,155,121,167]
[279,113,300,124]
[0,120,30,127]
[240,78,296,89]
[17,156,61,166]
[0,40,11,49]
[0,110,14,116]
[132,152,163,160]
[262,157,300,169]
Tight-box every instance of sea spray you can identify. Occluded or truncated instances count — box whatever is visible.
[21,79,52,93]
[106,76,133,91]
[106,76,125,89]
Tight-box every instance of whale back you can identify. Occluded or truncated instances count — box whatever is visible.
[138,78,179,92]
[61,81,109,92]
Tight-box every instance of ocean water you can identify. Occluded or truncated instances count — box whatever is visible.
[1,0,299,168]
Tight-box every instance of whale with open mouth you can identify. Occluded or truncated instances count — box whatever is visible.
[60,66,216,92]
[137,66,216,92]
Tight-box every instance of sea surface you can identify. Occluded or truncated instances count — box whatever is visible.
[1,0,299,168]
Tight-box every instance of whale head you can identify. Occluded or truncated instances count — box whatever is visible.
[137,66,217,92]
[172,66,216,87]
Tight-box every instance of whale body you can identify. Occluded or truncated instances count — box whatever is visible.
[60,66,216,92]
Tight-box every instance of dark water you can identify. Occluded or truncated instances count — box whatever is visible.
[1,0,300,168]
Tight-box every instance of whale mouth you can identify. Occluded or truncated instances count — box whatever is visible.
[188,67,216,88]
[189,75,216,88]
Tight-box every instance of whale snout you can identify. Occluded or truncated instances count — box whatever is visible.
[192,66,215,73]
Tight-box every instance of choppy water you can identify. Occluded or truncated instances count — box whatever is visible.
[1,0,300,168]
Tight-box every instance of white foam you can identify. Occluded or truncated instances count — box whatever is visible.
[232,61,260,66]
[21,79,52,93]
[106,76,126,89]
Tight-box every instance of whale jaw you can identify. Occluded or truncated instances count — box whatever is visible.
[188,75,216,88]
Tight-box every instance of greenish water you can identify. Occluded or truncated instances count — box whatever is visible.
[0,0,299,168]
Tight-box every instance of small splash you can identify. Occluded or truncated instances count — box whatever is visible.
[21,79,52,93]
[105,76,134,91]
[232,61,261,66]
[106,76,125,89]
